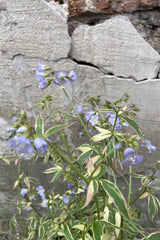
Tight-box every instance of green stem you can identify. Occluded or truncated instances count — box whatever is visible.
[47,103,73,161]
[130,187,147,206]
[120,216,124,240]
[51,143,89,184]
[63,88,91,139]
[128,166,132,205]
[17,159,28,234]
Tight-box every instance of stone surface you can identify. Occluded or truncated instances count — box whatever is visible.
[0,0,73,154]
[69,0,159,17]
[70,16,160,80]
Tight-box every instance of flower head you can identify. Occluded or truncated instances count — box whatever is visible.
[8,135,33,155]
[34,138,48,153]
[54,71,68,87]
[68,70,76,82]
[62,194,69,204]
[142,139,156,153]
[36,62,48,90]
[20,188,28,197]
[67,183,73,189]
[85,110,94,121]
[41,198,48,208]
[36,186,45,198]
[89,114,99,126]
[70,187,76,197]
[11,116,18,123]
[5,126,17,133]
[122,147,144,166]
[115,143,122,151]
[71,105,83,116]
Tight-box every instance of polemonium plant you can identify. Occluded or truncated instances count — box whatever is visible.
[1,63,160,240]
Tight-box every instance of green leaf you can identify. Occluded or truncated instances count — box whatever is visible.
[63,225,74,240]
[91,132,111,142]
[47,228,56,240]
[9,214,17,233]
[44,165,63,182]
[44,165,62,174]
[143,232,160,240]
[45,123,70,138]
[35,114,44,135]
[92,222,103,240]
[92,164,107,178]
[87,157,94,176]
[148,194,156,221]
[28,231,35,240]
[51,169,63,182]
[77,150,93,166]
[76,144,92,153]
[154,196,160,219]
[85,233,93,240]
[101,180,129,218]
[38,225,45,240]
[121,116,144,138]
[29,217,37,231]
[82,180,98,209]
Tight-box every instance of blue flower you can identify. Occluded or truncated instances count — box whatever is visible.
[20,188,28,197]
[122,147,144,166]
[89,114,99,126]
[62,194,69,204]
[71,105,83,116]
[8,135,33,155]
[11,116,18,123]
[36,186,45,198]
[115,143,122,151]
[142,139,156,153]
[55,71,68,87]
[5,126,17,133]
[36,62,46,73]
[68,70,76,82]
[67,183,73,189]
[29,194,36,201]
[70,187,76,197]
[41,198,48,208]
[85,110,94,121]
[36,62,48,90]
[34,138,48,153]
[79,179,87,190]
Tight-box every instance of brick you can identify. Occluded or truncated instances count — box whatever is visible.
[69,0,159,17]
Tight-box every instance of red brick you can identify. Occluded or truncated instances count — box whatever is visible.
[69,0,159,17]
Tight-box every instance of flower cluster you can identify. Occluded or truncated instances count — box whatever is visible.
[71,105,83,116]
[85,110,99,126]
[8,135,49,157]
[62,180,87,204]
[142,139,156,153]
[36,62,77,90]
[36,62,48,90]
[6,116,49,157]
